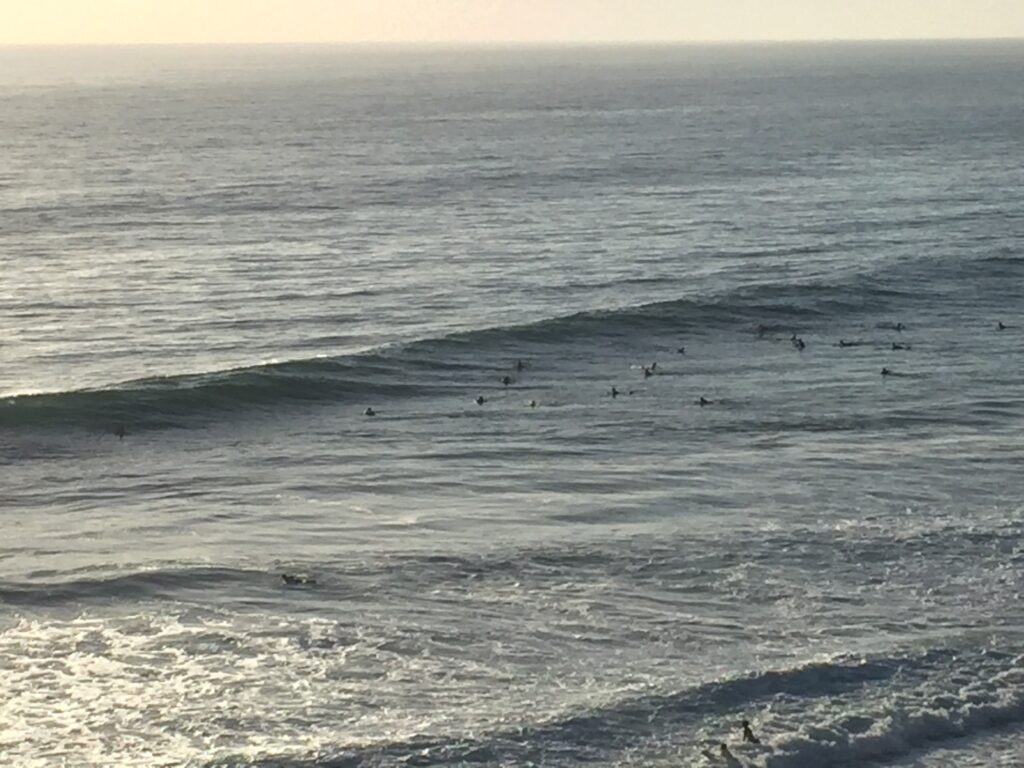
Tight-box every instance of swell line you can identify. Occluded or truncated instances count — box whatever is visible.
[0,274,918,432]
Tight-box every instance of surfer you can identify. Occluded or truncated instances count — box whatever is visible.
[113,424,126,440]
[677,345,686,354]
[475,396,486,406]
[881,367,892,377]
[699,396,712,406]
[529,400,537,408]
[891,342,909,350]
[364,407,376,417]
[516,359,525,371]
[281,573,316,586]
[501,375,512,387]
[643,366,653,378]
[611,387,620,398]
[998,321,1007,331]
[895,322,904,332]
[741,720,760,744]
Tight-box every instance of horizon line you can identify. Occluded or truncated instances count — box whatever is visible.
[2,35,1024,49]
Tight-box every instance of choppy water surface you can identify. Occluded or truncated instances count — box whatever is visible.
[2,42,1023,767]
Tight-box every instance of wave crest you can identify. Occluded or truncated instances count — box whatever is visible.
[0,275,915,432]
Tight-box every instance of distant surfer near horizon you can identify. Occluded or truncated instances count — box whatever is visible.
[113,424,126,440]
[516,359,525,371]
[611,386,620,398]
[998,321,1007,330]
[364,407,376,417]
[699,396,712,406]
[881,367,892,377]
[501,375,512,387]
[475,395,486,406]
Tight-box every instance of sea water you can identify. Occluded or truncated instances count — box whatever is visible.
[1,42,1023,767]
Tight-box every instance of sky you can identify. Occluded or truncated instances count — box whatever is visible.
[2,0,1023,45]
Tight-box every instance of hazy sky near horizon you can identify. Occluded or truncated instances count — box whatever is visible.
[2,0,1023,45]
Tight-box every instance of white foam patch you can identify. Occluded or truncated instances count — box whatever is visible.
[0,609,632,766]
[0,612,431,765]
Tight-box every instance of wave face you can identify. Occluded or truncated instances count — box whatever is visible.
[0,257,993,433]
[0,356,433,431]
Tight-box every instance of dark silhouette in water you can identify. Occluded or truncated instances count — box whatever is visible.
[700,743,740,764]
[741,720,760,744]
[838,339,863,348]
[699,396,712,406]
[891,342,909,350]
[611,387,620,398]
[516,359,525,371]
[529,400,537,408]
[475,396,486,406]
[881,367,892,377]
[677,346,686,354]
[895,322,904,332]
[642,366,653,379]
[501,375,512,387]
[282,573,316,586]
[998,321,1007,331]
[113,424,126,440]
[364,407,376,417]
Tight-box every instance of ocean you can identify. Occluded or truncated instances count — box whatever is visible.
[1,41,1023,767]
